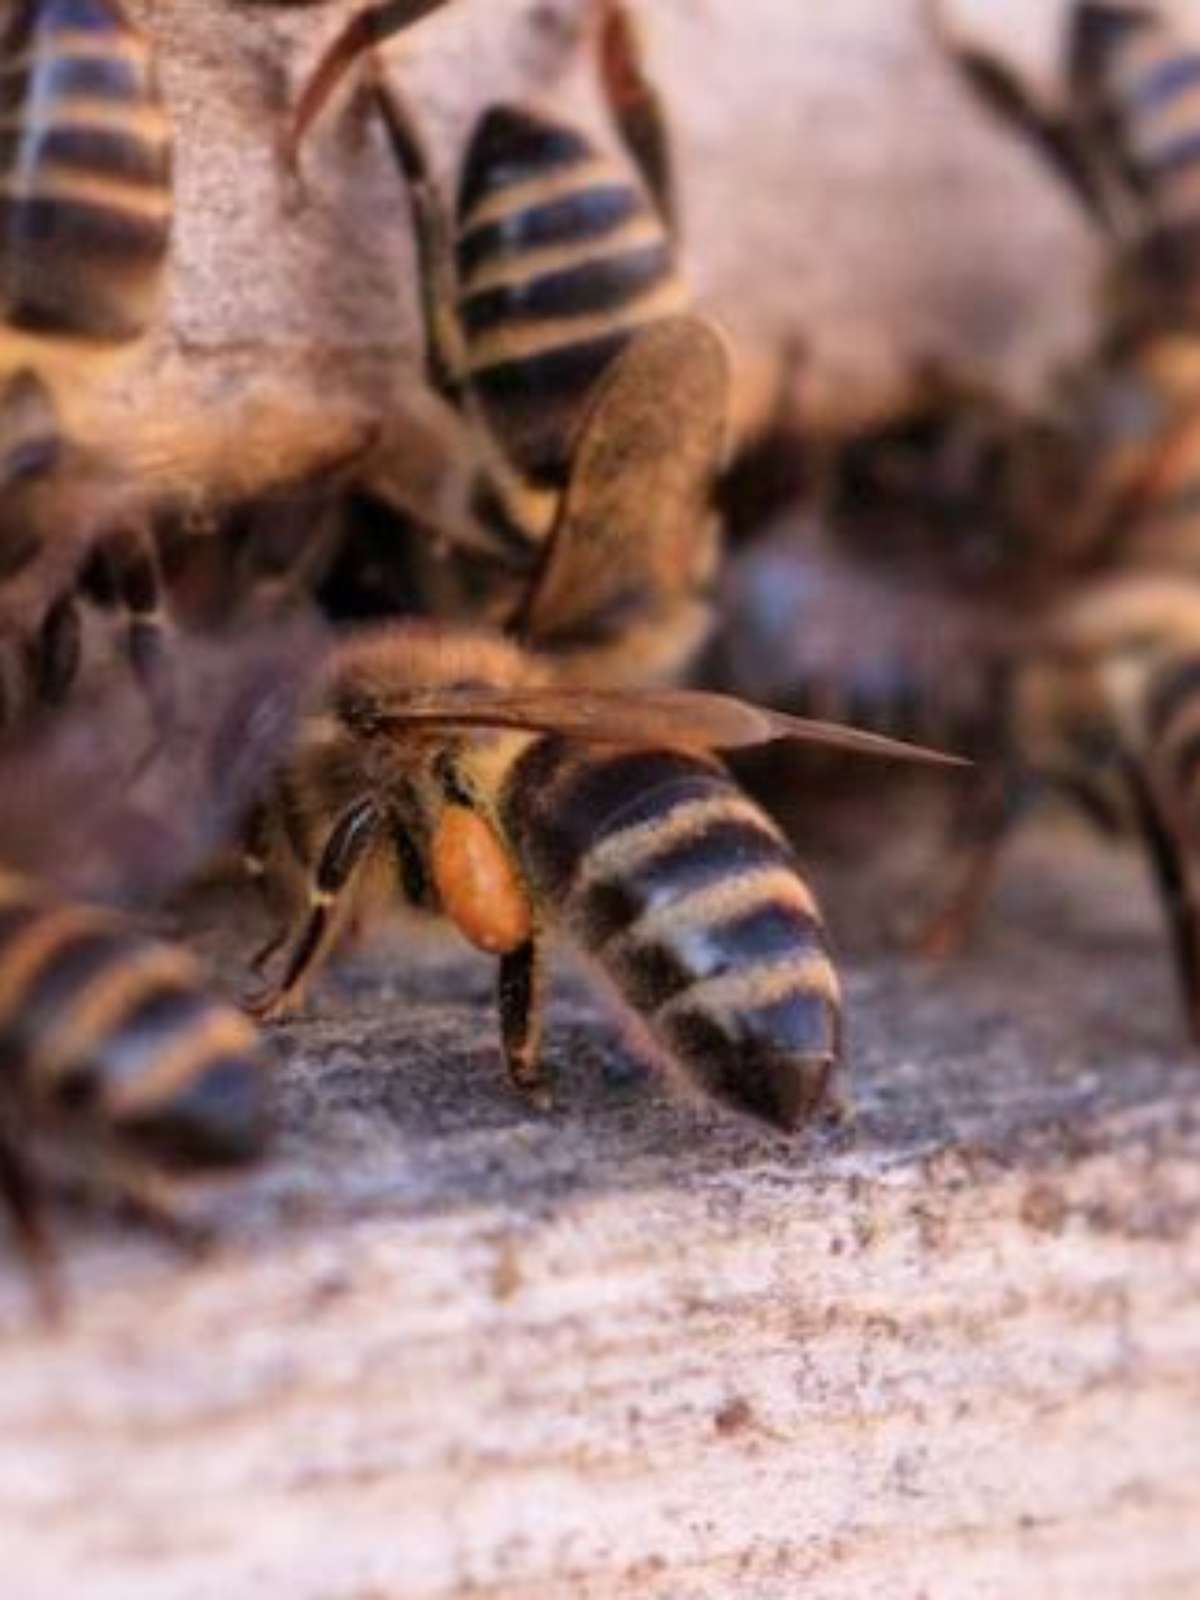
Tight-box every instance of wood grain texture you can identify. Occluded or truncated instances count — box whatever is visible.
[1,824,1199,1599]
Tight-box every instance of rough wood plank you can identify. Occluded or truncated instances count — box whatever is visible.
[1,825,1199,1598]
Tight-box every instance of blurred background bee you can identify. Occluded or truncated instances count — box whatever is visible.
[711,0,1200,1043]
[0,0,374,732]
[0,621,316,1318]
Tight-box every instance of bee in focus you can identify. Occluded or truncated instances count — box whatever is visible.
[285,0,727,688]
[244,619,954,1132]
[0,624,316,1317]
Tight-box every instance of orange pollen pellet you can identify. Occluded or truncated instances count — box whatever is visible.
[431,804,532,955]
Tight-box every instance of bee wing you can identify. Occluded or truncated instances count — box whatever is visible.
[516,316,730,651]
[284,0,454,168]
[0,619,325,907]
[380,683,966,765]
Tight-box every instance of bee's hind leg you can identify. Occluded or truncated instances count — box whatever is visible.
[497,936,553,1112]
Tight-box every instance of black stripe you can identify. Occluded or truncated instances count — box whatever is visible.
[578,817,795,944]
[0,898,49,963]
[617,900,825,1011]
[1140,126,1200,182]
[664,989,839,1131]
[457,107,592,220]
[114,1043,267,1168]
[1168,724,1200,794]
[0,195,167,258]
[0,125,168,187]
[1145,656,1200,740]
[1,922,137,1074]
[24,0,135,35]
[1126,51,1200,117]
[0,53,148,115]
[457,183,643,280]
[472,326,632,405]
[472,327,636,482]
[506,740,727,901]
[461,240,672,337]
[94,984,216,1092]
[1138,215,1200,285]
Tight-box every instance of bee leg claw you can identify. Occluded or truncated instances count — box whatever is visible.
[243,987,297,1025]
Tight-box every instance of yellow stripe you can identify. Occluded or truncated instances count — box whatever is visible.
[460,212,663,296]
[459,158,616,233]
[657,951,842,1020]
[1,30,148,75]
[0,166,171,220]
[0,100,170,141]
[466,278,689,371]
[105,1006,260,1118]
[34,943,200,1090]
[0,903,114,1020]
[577,794,784,890]
[605,865,822,958]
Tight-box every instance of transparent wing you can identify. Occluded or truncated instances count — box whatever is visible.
[375,682,967,765]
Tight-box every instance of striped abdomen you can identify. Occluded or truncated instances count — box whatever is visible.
[0,0,172,343]
[455,105,687,489]
[1101,17,1200,292]
[0,881,265,1166]
[504,738,841,1130]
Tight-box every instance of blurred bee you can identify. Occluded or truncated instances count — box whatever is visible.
[932,0,1200,574]
[0,0,177,719]
[714,338,1200,1039]
[285,0,728,688]
[0,622,317,1316]
[0,0,372,727]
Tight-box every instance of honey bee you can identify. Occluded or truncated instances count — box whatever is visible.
[245,617,955,1132]
[0,0,374,728]
[286,0,728,688]
[714,319,1200,1038]
[0,623,316,1316]
[0,0,176,722]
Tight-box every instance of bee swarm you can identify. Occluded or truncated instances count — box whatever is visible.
[2,3,1199,1598]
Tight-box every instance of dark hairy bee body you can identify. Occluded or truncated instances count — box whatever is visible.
[246,621,855,1132]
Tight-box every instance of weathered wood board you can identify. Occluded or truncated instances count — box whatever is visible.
[1,824,1199,1599]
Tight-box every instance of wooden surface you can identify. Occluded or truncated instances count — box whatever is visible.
[2,823,1199,1599]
